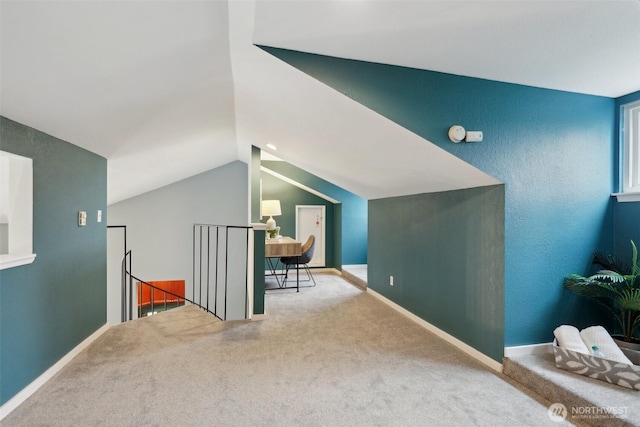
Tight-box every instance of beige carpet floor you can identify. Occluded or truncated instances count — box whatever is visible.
[504,353,639,427]
[1,273,572,426]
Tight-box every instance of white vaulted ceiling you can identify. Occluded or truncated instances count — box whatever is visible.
[1,1,639,204]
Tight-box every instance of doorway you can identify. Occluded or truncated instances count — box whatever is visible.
[295,205,325,267]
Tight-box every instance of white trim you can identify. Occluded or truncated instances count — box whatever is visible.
[0,151,33,265]
[0,323,110,421]
[261,166,341,204]
[366,288,503,372]
[621,100,640,194]
[251,222,267,231]
[269,267,339,276]
[314,267,340,275]
[503,342,552,358]
[251,313,267,321]
[0,253,36,270]
[612,192,640,202]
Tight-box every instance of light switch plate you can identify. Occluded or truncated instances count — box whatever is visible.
[465,131,483,142]
[78,211,87,226]
[97,210,102,223]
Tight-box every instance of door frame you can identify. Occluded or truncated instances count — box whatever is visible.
[295,205,325,267]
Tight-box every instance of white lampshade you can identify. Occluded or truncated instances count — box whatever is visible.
[261,200,282,217]
[261,200,282,231]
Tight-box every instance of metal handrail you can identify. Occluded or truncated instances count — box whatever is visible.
[121,250,221,321]
[192,224,251,321]
[119,223,251,322]
[133,275,186,319]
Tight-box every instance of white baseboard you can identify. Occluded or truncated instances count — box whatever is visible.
[0,323,110,421]
[316,267,340,275]
[504,342,552,358]
[366,288,503,372]
[267,267,339,276]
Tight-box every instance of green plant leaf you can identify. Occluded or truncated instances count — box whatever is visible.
[632,240,639,277]
[593,251,630,274]
[564,277,622,300]
[619,289,640,312]
[590,270,625,283]
[564,240,640,341]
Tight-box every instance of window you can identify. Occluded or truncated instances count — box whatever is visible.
[616,100,640,202]
[0,150,36,269]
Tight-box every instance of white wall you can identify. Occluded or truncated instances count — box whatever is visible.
[107,161,249,323]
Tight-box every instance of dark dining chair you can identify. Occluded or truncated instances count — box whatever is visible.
[280,235,317,286]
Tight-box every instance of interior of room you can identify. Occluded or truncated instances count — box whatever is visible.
[1,1,640,424]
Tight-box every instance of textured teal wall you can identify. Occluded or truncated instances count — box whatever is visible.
[262,160,367,266]
[614,204,640,262]
[261,47,615,350]
[251,146,262,224]
[251,146,265,314]
[369,185,505,361]
[0,117,107,405]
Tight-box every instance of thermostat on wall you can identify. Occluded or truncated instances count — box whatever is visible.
[448,125,466,143]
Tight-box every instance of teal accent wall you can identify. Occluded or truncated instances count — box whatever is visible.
[0,117,107,405]
[251,146,265,315]
[261,47,615,352]
[369,185,504,361]
[333,205,342,270]
[253,227,266,315]
[614,91,640,259]
[614,203,640,260]
[251,146,262,224]
[262,160,367,266]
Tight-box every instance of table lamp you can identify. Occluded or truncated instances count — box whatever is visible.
[261,200,282,231]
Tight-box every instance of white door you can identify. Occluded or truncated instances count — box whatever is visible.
[295,205,325,267]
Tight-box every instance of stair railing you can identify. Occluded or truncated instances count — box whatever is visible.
[119,224,251,322]
[192,224,251,321]
[121,251,188,321]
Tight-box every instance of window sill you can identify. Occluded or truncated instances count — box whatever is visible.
[0,253,37,270]
[612,192,640,202]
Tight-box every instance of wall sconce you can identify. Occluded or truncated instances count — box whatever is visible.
[448,125,483,143]
[261,199,282,231]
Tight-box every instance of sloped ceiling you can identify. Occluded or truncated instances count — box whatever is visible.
[1,1,639,204]
[1,0,237,204]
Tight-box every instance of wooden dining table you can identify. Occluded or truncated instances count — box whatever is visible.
[265,236,302,258]
[265,236,302,291]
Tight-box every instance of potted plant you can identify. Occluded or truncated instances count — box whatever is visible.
[564,240,640,349]
[266,226,280,239]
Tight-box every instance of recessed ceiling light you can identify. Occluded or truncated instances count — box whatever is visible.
[266,143,278,151]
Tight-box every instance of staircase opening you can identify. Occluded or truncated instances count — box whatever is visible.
[118,224,251,323]
[137,280,185,317]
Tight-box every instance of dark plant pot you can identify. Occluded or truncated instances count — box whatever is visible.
[612,335,640,351]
